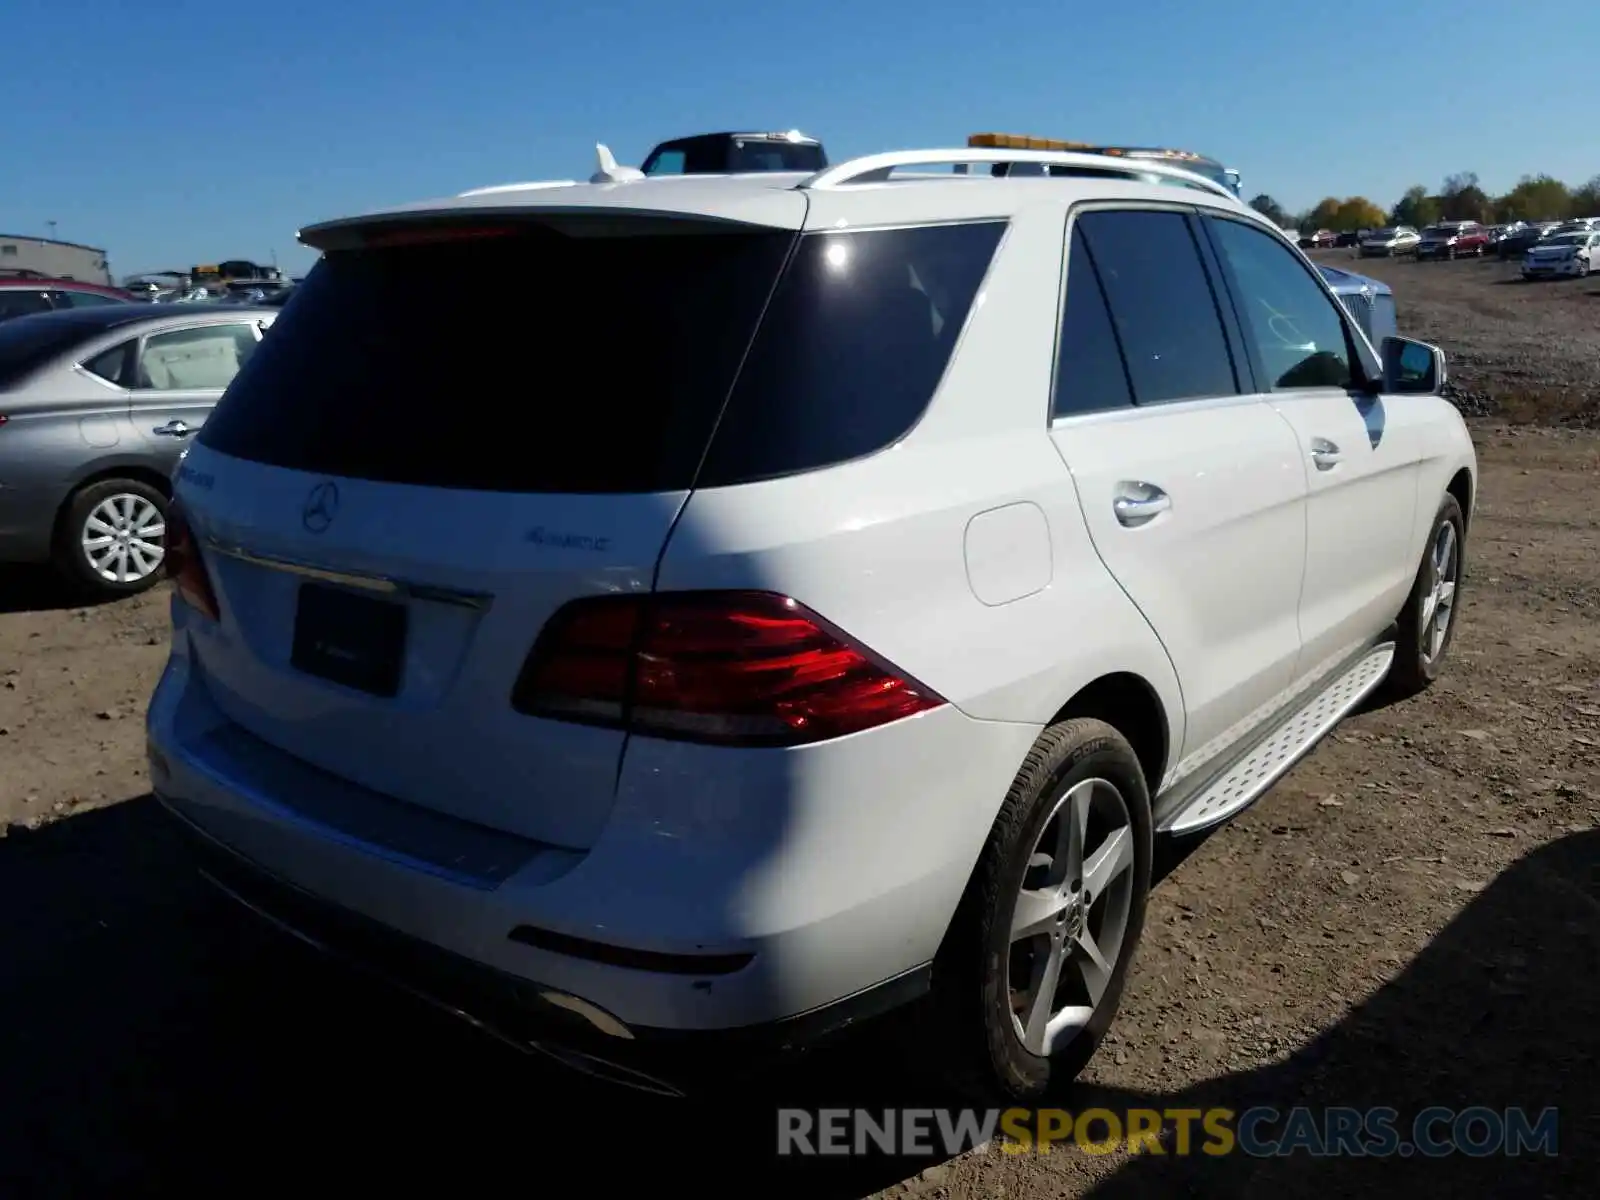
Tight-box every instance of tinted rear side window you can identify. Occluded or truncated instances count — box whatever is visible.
[198,225,795,492]
[1074,209,1239,405]
[1053,226,1134,418]
[697,221,1005,486]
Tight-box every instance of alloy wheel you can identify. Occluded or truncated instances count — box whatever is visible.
[81,493,166,584]
[1420,519,1459,664]
[1006,777,1137,1057]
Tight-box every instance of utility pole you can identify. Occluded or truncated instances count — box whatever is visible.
[46,220,57,241]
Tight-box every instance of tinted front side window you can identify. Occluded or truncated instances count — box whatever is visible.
[199,225,795,492]
[697,221,1005,486]
[1207,216,1353,391]
[1074,209,1238,405]
[1054,226,1133,418]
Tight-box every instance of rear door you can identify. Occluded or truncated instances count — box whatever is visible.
[129,320,262,469]
[1046,206,1308,767]
[1200,212,1422,678]
[174,215,800,849]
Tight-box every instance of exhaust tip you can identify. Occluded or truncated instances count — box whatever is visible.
[534,988,634,1040]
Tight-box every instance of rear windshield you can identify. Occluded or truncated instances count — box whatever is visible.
[199,218,1004,492]
[0,313,87,387]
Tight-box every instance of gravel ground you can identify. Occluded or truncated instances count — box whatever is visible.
[1,261,1597,1196]
[1311,247,1600,426]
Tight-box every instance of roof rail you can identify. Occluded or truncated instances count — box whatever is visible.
[458,180,579,197]
[799,148,1238,201]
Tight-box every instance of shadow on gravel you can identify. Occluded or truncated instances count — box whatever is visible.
[0,565,100,616]
[1080,828,1598,1199]
[0,798,956,1197]
[2,801,1592,1198]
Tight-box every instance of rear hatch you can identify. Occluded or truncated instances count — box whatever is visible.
[176,212,799,850]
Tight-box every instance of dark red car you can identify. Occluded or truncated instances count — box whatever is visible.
[1414,221,1490,260]
[0,272,137,323]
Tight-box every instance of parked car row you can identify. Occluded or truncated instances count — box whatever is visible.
[1311,215,1600,282]
[0,275,137,321]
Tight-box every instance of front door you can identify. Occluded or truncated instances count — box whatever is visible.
[1200,212,1423,681]
[1047,206,1309,768]
[128,321,262,471]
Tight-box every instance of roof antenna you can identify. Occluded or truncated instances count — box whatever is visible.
[591,144,644,183]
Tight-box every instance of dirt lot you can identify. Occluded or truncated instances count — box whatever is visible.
[1,256,1596,1196]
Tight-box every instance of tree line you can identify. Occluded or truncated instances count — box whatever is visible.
[1248,172,1600,233]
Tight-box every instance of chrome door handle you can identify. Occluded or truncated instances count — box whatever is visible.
[1113,483,1171,527]
[153,420,193,437]
[1310,437,1342,469]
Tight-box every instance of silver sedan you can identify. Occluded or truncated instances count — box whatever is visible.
[0,304,275,597]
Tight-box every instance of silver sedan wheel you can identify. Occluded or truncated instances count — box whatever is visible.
[81,492,166,584]
[1007,777,1137,1058]
[1420,519,1459,664]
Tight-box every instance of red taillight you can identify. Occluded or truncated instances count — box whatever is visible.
[164,503,220,621]
[511,592,945,747]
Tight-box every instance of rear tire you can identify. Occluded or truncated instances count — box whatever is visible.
[923,718,1153,1104]
[1384,493,1465,700]
[54,478,170,599]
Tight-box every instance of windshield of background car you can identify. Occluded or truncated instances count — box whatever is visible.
[1127,156,1230,189]
[730,140,826,172]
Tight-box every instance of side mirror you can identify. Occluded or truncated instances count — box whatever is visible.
[1381,335,1446,395]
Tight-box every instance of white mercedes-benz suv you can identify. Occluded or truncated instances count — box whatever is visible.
[146,144,1476,1103]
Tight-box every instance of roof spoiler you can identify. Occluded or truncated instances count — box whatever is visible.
[591,144,645,184]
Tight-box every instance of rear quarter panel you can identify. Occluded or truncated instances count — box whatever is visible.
[657,196,1184,780]
[1407,395,1478,559]
[0,369,147,559]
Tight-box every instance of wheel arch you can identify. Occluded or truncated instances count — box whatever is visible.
[1446,465,1473,531]
[1048,671,1171,799]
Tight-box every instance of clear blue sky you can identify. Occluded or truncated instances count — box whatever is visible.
[4,0,1593,278]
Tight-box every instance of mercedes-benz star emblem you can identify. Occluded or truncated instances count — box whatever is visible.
[302,481,340,533]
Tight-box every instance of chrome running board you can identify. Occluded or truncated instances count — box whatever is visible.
[1159,641,1395,836]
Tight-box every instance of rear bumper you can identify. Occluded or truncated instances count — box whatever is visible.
[147,613,1041,1047]
[162,799,925,1094]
